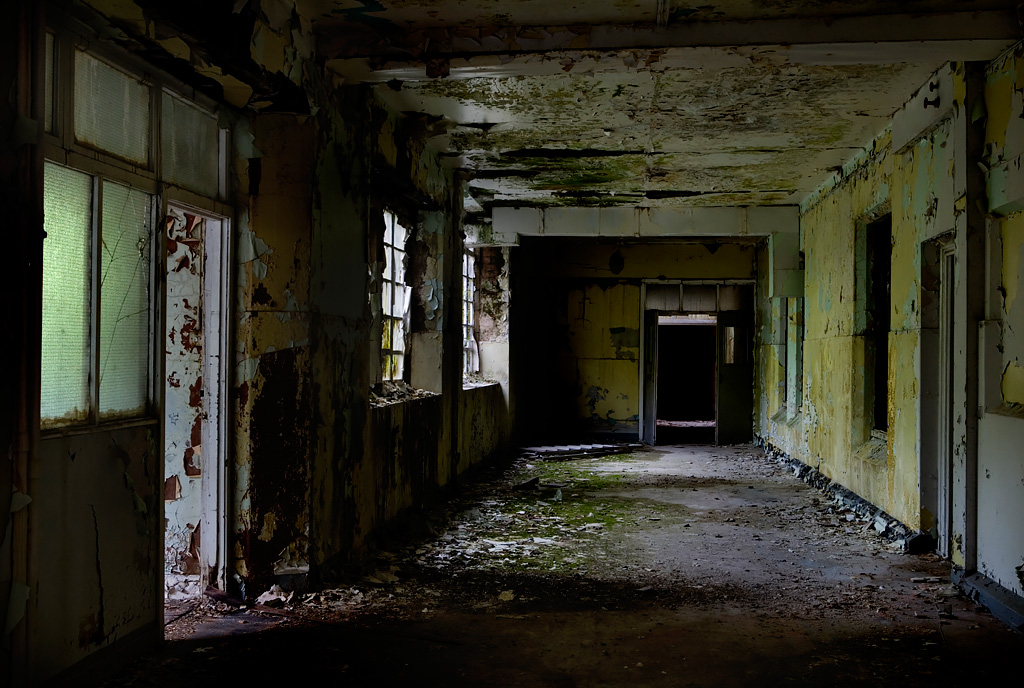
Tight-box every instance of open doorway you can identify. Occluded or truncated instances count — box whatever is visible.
[641,283,754,446]
[920,233,956,557]
[656,314,717,444]
[164,206,230,601]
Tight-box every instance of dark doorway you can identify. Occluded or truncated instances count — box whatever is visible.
[866,214,892,432]
[656,318,716,444]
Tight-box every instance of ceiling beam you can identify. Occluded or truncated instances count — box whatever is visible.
[331,38,1016,82]
[321,10,1019,77]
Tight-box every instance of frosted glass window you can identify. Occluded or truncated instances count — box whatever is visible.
[44,33,54,134]
[98,180,152,417]
[41,162,93,425]
[162,93,220,196]
[74,50,150,165]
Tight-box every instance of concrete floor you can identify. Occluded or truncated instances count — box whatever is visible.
[109,444,1023,687]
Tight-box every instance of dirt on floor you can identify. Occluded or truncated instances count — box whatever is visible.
[109,444,1023,687]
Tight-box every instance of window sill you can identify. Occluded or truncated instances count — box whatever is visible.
[853,431,889,464]
[462,376,499,391]
[41,416,159,439]
[369,381,439,408]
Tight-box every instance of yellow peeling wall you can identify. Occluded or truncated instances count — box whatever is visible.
[566,282,642,432]
[977,45,1024,597]
[763,82,961,530]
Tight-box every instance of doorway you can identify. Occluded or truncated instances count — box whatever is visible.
[163,206,230,599]
[640,283,755,446]
[920,234,955,557]
[656,315,717,444]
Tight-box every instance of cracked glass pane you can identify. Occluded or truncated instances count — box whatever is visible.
[99,180,152,417]
[41,162,93,425]
[74,50,150,164]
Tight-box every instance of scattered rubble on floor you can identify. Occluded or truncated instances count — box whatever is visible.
[759,440,930,552]
[164,444,992,641]
[164,572,201,600]
[256,584,293,608]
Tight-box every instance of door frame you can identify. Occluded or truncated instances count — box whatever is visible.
[639,280,754,446]
[921,232,956,557]
[640,306,659,445]
[936,240,956,558]
[164,201,232,593]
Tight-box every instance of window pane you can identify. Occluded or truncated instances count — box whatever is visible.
[382,281,393,318]
[44,33,54,134]
[385,351,404,381]
[75,50,150,165]
[162,92,219,196]
[99,180,152,417]
[392,220,407,247]
[41,162,93,425]
[392,281,405,316]
[393,248,405,284]
[393,318,405,347]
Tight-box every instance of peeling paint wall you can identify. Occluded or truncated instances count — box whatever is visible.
[976,45,1024,597]
[567,282,642,434]
[759,64,969,532]
[14,1,520,681]
[477,247,511,343]
[164,210,205,598]
[302,83,510,573]
[475,246,514,415]
[459,384,510,474]
[365,397,443,533]
[221,77,511,590]
[305,88,376,573]
[232,114,315,593]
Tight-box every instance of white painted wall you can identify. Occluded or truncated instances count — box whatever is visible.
[976,413,1024,596]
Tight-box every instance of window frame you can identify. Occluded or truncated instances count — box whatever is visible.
[41,161,160,429]
[462,247,479,376]
[40,21,231,433]
[854,208,893,441]
[380,210,411,382]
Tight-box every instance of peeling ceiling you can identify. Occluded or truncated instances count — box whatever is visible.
[375,57,936,208]
[76,0,1021,211]
[312,0,1020,210]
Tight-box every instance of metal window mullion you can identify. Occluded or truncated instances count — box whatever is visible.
[151,82,162,180]
[89,175,103,424]
[57,31,75,151]
[388,244,396,317]
[217,126,228,202]
[148,191,161,415]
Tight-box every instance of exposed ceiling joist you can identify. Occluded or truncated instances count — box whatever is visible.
[329,40,1016,83]
[320,10,1019,64]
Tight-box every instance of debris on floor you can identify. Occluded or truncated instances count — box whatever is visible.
[137,444,1022,688]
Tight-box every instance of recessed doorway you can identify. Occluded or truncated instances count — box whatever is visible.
[656,314,717,444]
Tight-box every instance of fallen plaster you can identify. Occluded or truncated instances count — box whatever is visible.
[758,441,930,553]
